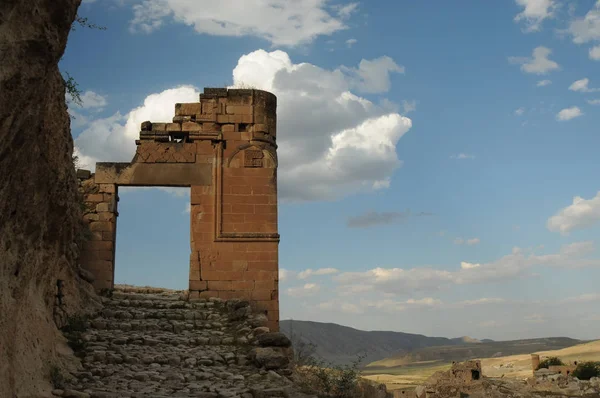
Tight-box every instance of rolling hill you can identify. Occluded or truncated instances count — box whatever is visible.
[367,336,583,368]
[280,320,583,367]
[280,320,472,365]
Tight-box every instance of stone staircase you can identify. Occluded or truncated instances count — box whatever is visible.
[53,286,312,398]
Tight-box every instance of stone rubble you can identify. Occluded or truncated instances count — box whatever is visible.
[56,287,315,398]
[413,360,600,398]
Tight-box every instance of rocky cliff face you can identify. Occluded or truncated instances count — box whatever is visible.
[0,1,97,396]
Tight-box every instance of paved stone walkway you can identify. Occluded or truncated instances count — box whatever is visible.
[53,287,314,398]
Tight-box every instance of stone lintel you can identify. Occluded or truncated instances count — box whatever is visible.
[95,162,212,186]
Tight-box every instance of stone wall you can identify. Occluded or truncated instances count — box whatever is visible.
[0,0,97,396]
[78,171,118,290]
[79,88,281,332]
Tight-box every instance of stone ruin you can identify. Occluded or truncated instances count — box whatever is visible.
[412,360,483,398]
[77,88,280,331]
[531,354,578,378]
[409,357,600,397]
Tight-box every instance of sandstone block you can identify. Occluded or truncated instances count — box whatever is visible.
[85,193,103,202]
[181,122,202,131]
[226,105,253,115]
[76,169,91,179]
[98,184,115,193]
[89,222,114,233]
[151,123,167,131]
[189,280,207,291]
[222,124,235,132]
[175,103,202,116]
[208,281,232,291]
[166,123,181,132]
[95,202,111,212]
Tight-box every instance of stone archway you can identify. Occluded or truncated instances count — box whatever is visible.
[77,88,280,330]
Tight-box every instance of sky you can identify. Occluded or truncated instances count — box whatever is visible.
[63,0,600,341]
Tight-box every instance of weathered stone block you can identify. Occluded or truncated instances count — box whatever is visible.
[226,105,253,115]
[76,169,91,179]
[220,124,235,133]
[175,103,202,116]
[151,123,167,131]
[89,221,114,233]
[85,194,103,203]
[189,280,207,291]
[98,184,116,194]
[181,122,202,131]
[208,281,232,291]
[166,123,181,132]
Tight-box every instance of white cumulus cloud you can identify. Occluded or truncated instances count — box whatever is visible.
[78,91,108,109]
[547,192,600,234]
[590,45,600,60]
[74,85,200,169]
[514,0,558,32]
[556,106,583,121]
[232,49,411,201]
[509,46,560,75]
[332,242,600,296]
[287,283,321,297]
[74,50,411,202]
[129,0,358,47]
[297,268,339,279]
[569,78,600,92]
[537,79,552,86]
[460,262,481,270]
[566,0,600,44]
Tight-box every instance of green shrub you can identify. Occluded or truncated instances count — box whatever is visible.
[537,356,564,370]
[572,361,600,380]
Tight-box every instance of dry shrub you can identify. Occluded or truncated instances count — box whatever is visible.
[295,354,368,398]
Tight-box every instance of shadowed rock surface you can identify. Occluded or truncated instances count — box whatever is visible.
[0,0,97,396]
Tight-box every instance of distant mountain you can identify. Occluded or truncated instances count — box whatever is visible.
[279,320,465,366]
[279,320,582,367]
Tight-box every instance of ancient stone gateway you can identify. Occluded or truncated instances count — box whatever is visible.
[78,88,280,331]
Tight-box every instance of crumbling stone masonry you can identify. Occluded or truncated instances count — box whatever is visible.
[78,88,280,331]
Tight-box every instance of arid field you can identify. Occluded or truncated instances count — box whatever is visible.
[361,339,600,391]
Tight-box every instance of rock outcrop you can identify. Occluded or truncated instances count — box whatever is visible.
[0,0,96,396]
[55,286,315,398]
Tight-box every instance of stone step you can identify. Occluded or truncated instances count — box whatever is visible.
[87,318,233,333]
[59,288,298,398]
[92,307,225,321]
[79,342,246,361]
[84,324,253,340]
[101,297,205,308]
[80,354,249,371]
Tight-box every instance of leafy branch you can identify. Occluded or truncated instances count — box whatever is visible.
[72,15,107,31]
[64,72,83,108]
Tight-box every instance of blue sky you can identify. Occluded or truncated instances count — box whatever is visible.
[64,0,600,340]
